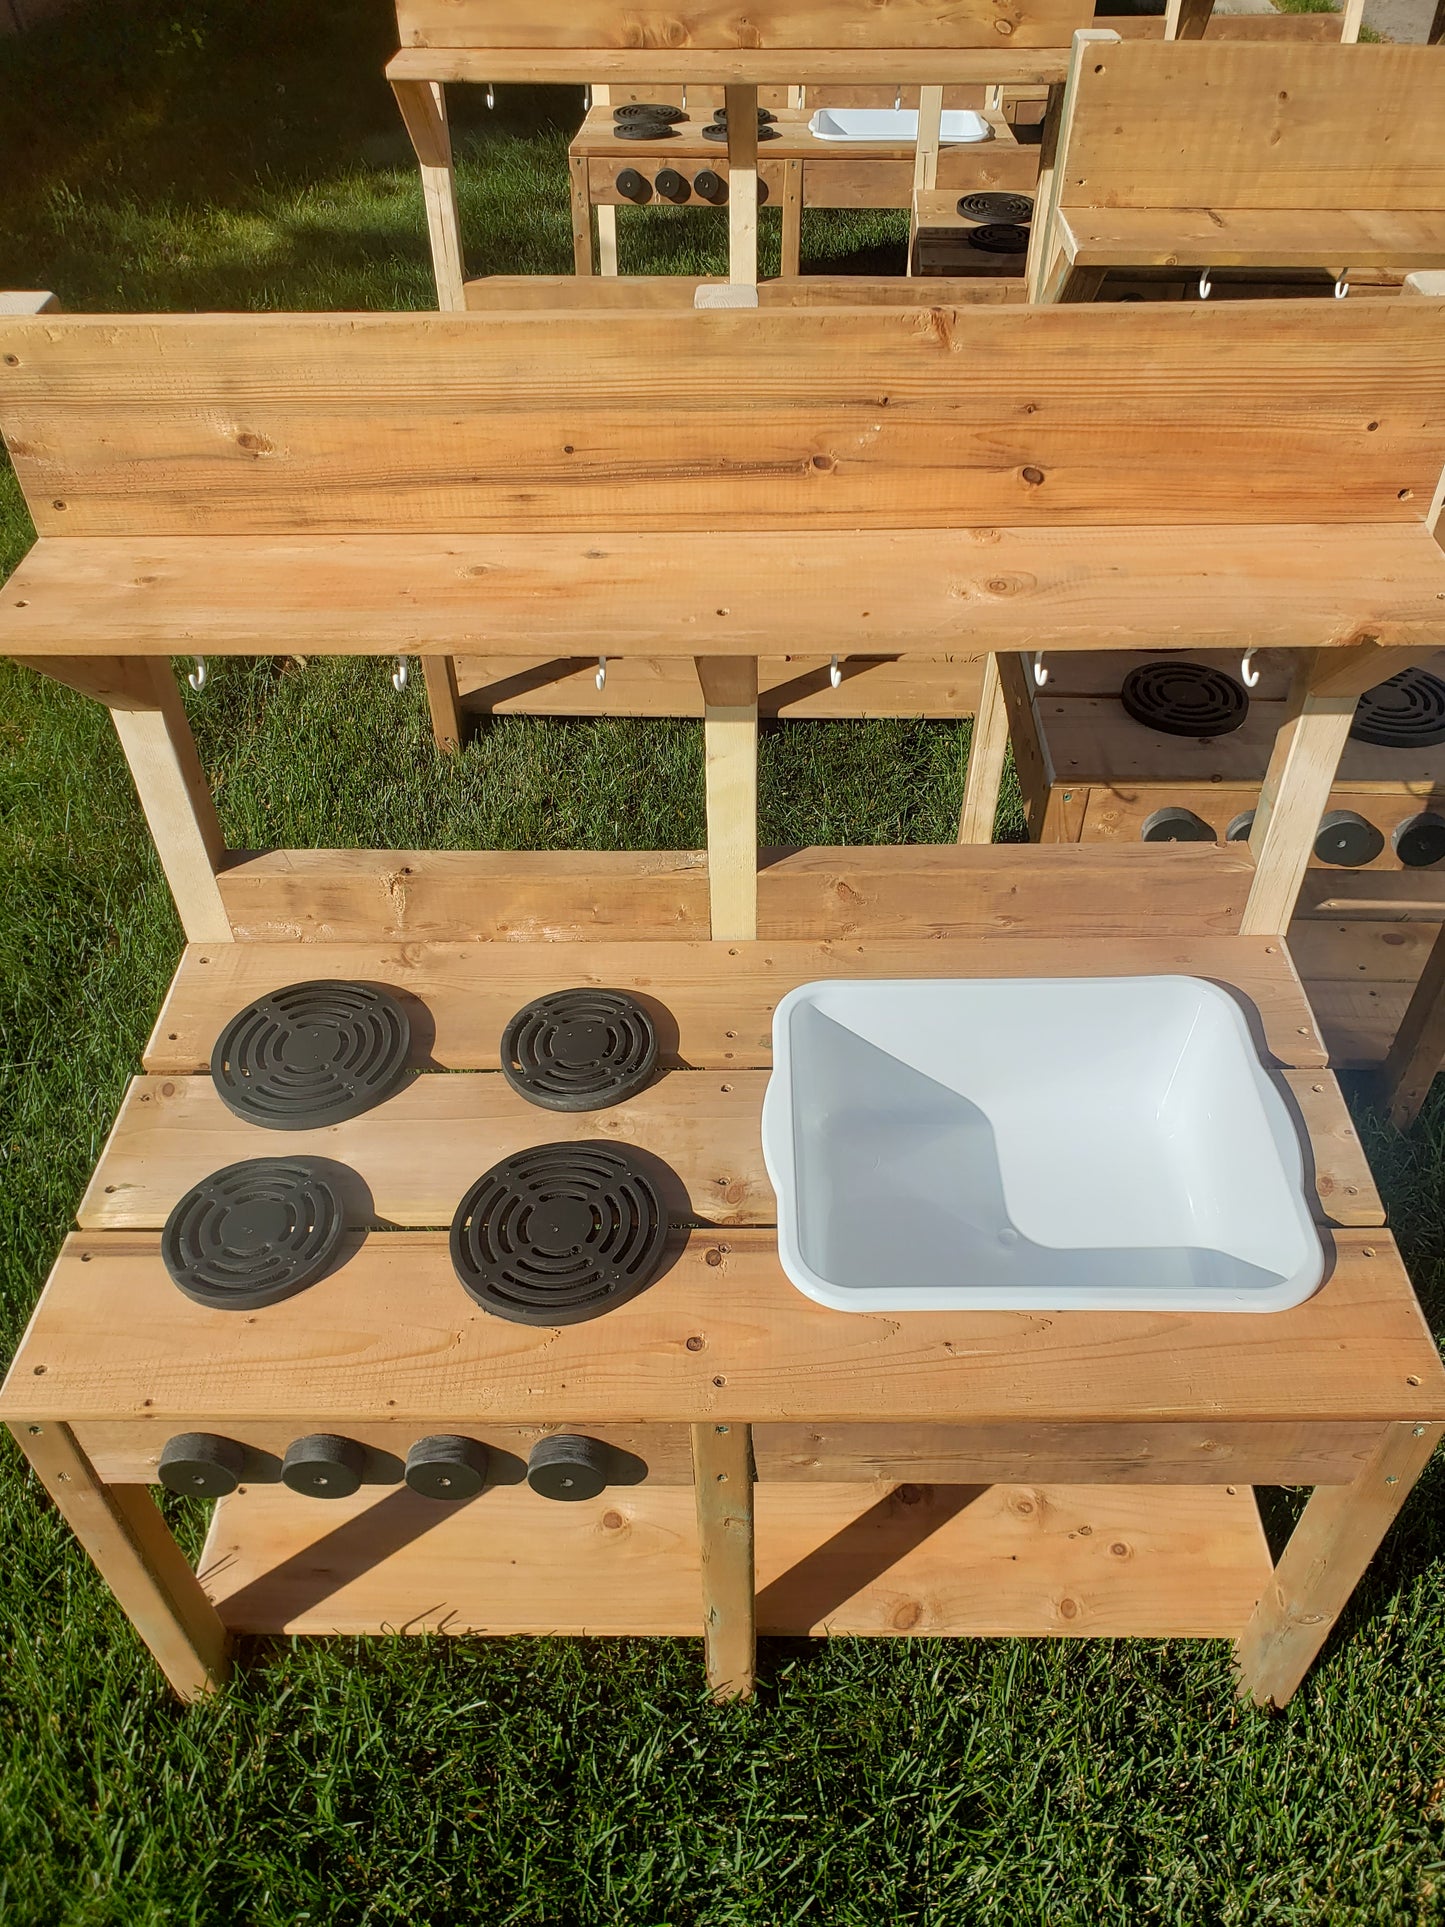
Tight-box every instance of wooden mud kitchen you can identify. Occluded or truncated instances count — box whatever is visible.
[0,298,1442,1707]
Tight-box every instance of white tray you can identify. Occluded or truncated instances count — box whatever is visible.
[761,976,1324,1314]
[807,107,993,144]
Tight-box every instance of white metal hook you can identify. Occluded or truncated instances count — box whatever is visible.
[582,84,590,111]
[1032,651,1049,689]
[486,82,496,109]
[392,655,409,693]
[894,84,903,110]
[1240,648,1260,689]
[596,655,607,691]
[829,654,842,689]
[1198,268,1212,300]
[187,656,207,692]
[1334,276,1349,300]
[681,85,687,111]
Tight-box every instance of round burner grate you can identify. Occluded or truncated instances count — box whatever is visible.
[1349,668,1445,749]
[613,103,687,123]
[1120,660,1249,739]
[710,106,777,124]
[702,121,780,140]
[501,989,658,1112]
[957,191,1034,224]
[450,1143,668,1326]
[616,119,678,139]
[163,1157,345,1311]
[211,980,410,1129]
[965,222,1030,254]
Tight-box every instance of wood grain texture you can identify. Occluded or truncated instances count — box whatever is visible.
[5,526,1444,659]
[385,47,1074,84]
[197,1480,1271,1640]
[1061,207,1445,273]
[691,1422,755,1697]
[7,1227,1439,1427]
[1245,653,1361,936]
[1380,920,1445,1127]
[2,307,1444,537]
[462,275,1026,309]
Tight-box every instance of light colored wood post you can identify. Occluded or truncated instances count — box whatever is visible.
[725,84,760,287]
[1430,0,1444,45]
[1381,921,1445,1128]
[1027,35,1117,304]
[391,78,466,312]
[695,656,758,941]
[690,1420,755,1701]
[1234,1421,1442,1708]
[11,1421,231,1700]
[780,158,803,278]
[422,657,465,753]
[1164,0,1215,37]
[569,156,595,275]
[592,84,619,275]
[109,659,231,943]
[958,652,1009,844]
[906,84,945,275]
[1339,0,1365,40]
[1242,650,1358,936]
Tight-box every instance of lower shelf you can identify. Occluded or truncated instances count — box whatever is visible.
[200,1480,1271,1641]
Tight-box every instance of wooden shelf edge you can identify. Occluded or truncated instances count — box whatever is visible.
[200,1479,1272,1641]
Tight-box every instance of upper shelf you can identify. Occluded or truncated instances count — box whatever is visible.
[1059,207,1445,274]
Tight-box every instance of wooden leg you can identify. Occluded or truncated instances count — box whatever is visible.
[691,1421,755,1701]
[1339,0,1365,37]
[725,86,759,287]
[1164,0,1214,36]
[907,85,943,277]
[391,78,466,312]
[597,203,619,277]
[422,656,466,753]
[781,159,803,279]
[1381,921,1445,1128]
[12,1421,230,1700]
[695,656,758,941]
[109,658,231,943]
[570,157,594,276]
[957,652,1009,844]
[1058,265,1106,304]
[1234,1421,1441,1709]
[1242,650,1356,936]
[1024,81,1065,302]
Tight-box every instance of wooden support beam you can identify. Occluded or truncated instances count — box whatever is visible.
[1234,1421,1442,1708]
[690,1421,755,1701]
[108,659,231,944]
[1027,37,1116,303]
[907,85,944,276]
[1164,0,1215,38]
[391,77,466,311]
[11,1421,230,1700]
[780,158,803,279]
[725,84,759,287]
[1242,650,1357,937]
[14,654,157,710]
[696,655,758,941]
[421,656,465,753]
[568,155,594,274]
[957,652,1009,844]
[1380,921,1445,1128]
[1338,0,1365,41]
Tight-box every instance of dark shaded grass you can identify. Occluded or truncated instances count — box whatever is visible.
[0,2,1441,1920]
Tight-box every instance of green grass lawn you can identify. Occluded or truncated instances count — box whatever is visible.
[1,2,1443,1921]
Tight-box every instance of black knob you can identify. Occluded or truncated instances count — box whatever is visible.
[757,179,770,205]
[693,169,727,205]
[615,168,651,203]
[1141,807,1215,844]
[1315,810,1384,868]
[1226,810,1256,842]
[282,1433,365,1499]
[405,1434,488,1502]
[1394,811,1445,869]
[654,167,690,203]
[527,1434,609,1502]
[159,1432,245,1498]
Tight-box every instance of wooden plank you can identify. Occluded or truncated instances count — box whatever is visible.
[907,84,945,273]
[1380,920,1445,1127]
[568,155,593,275]
[1062,206,1445,274]
[957,651,1008,843]
[12,653,157,709]
[392,0,1090,54]
[462,275,1025,310]
[5,526,1445,659]
[1234,1420,1443,1708]
[386,49,1075,85]
[10,1421,229,1699]
[697,655,758,940]
[1061,46,1445,214]
[454,651,985,717]
[780,159,803,278]
[691,1422,755,1698]
[108,658,230,945]
[75,1065,1376,1232]
[3,307,1445,538]
[1164,0,1214,40]
[199,1479,1270,1640]
[420,655,463,751]
[390,79,466,312]
[142,925,1329,1071]
[725,84,759,287]
[1244,652,1360,936]
[9,1226,1440,1427]
[72,1415,1385,1488]
[1307,979,1411,1068]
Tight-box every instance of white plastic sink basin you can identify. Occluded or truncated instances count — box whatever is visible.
[761,977,1324,1314]
[807,107,993,144]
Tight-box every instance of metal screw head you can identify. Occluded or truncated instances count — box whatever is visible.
[1386,1475,1400,1485]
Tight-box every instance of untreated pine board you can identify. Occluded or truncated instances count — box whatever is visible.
[6,527,1445,660]
[3,307,1445,537]
[1060,46,1445,213]
[461,277,1026,310]
[385,50,1075,84]
[143,925,1328,1070]
[197,1481,1270,1641]
[7,1227,1441,1426]
[1060,207,1445,273]
[76,1066,1381,1232]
